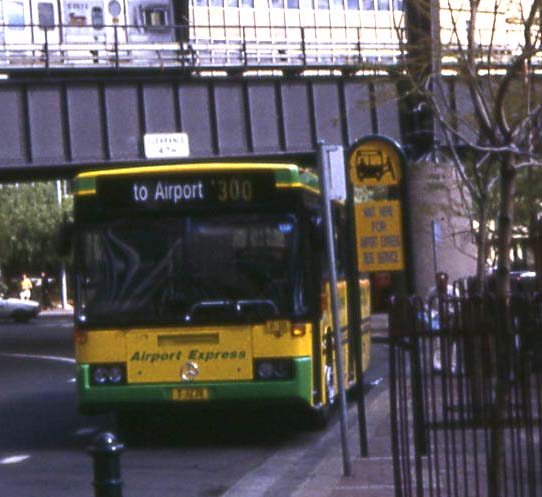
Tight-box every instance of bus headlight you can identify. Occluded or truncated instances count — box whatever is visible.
[108,366,125,384]
[90,364,126,386]
[254,359,294,380]
[92,367,109,385]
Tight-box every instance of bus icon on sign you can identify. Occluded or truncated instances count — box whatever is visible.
[355,149,395,182]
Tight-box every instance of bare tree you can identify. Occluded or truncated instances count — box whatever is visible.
[402,0,542,293]
[400,2,542,495]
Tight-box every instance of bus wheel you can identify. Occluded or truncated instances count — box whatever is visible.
[310,404,331,430]
[310,364,336,429]
[324,364,336,404]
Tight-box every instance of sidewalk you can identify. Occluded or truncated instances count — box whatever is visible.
[294,312,394,497]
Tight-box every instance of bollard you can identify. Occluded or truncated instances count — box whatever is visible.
[88,432,125,497]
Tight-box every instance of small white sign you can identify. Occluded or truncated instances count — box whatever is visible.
[323,145,346,201]
[144,133,190,159]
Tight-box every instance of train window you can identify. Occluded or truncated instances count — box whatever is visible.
[316,0,329,9]
[287,0,299,8]
[346,0,359,9]
[37,2,55,28]
[299,0,314,8]
[91,7,104,28]
[108,0,122,16]
[361,0,373,9]
[240,0,254,7]
[271,0,285,7]
[377,0,390,9]
[142,7,168,28]
[332,0,344,9]
[226,0,239,7]
[5,1,25,28]
[210,0,223,6]
[392,0,403,10]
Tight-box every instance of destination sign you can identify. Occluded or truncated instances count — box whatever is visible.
[97,172,276,209]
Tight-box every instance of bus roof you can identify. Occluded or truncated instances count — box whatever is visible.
[73,163,320,196]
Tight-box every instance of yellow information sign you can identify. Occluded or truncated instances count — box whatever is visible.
[355,200,404,272]
[349,137,403,187]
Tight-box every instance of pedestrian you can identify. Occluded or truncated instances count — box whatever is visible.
[40,271,52,309]
[19,273,33,300]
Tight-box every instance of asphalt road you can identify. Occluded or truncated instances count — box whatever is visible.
[0,316,388,497]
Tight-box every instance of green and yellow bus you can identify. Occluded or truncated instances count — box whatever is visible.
[72,163,371,425]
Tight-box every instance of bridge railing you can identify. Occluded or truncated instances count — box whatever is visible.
[0,22,538,72]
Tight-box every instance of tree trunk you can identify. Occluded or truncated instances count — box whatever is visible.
[488,153,516,497]
[495,154,516,301]
[476,203,489,292]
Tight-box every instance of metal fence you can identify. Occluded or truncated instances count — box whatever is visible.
[1,21,540,72]
[389,292,542,497]
[0,22,402,71]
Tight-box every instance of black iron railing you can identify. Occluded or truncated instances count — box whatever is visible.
[389,291,542,497]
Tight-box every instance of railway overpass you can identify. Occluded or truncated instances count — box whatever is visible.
[0,28,480,298]
[0,68,406,180]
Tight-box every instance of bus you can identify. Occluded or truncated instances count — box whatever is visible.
[71,162,371,426]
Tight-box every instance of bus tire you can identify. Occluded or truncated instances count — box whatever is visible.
[310,403,331,430]
[310,354,336,429]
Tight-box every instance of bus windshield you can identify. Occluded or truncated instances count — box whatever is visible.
[76,213,306,327]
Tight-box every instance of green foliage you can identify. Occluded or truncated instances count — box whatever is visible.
[0,182,73,280]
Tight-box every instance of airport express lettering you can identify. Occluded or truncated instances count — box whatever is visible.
[133,180,205,205]
[130,349,247,363]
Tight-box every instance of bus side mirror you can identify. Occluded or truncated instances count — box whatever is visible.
[58,219,74,256]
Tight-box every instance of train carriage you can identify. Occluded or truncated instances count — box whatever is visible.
[0,0,405,67]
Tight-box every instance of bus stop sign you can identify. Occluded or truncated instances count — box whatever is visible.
[348,135,404,187]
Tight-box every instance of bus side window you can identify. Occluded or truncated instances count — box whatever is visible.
[37,2,55,29]
[6,0,26,28]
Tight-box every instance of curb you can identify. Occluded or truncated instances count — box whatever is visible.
[39,310,73,319]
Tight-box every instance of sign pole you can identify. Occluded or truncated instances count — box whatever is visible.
[345,175,369,457]
[431,220,439,276]
[346,134,407,457]
[317,142,352,477]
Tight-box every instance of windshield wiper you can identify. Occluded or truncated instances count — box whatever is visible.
[185,299,278,322]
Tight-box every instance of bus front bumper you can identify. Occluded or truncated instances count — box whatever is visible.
[77,357,313,414]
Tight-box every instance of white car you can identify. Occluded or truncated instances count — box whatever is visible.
[0,297,40,322]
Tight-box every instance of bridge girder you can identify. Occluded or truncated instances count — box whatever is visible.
[0,72,402,181]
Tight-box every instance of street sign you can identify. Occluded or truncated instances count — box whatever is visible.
[355,200,404,271]
[144,132,190,159]
[322,145,346,201]
[348,135,404,187]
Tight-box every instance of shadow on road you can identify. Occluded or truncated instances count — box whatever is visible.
[114,403,328,448]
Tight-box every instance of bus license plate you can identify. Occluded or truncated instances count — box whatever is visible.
[171,388,209,401]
